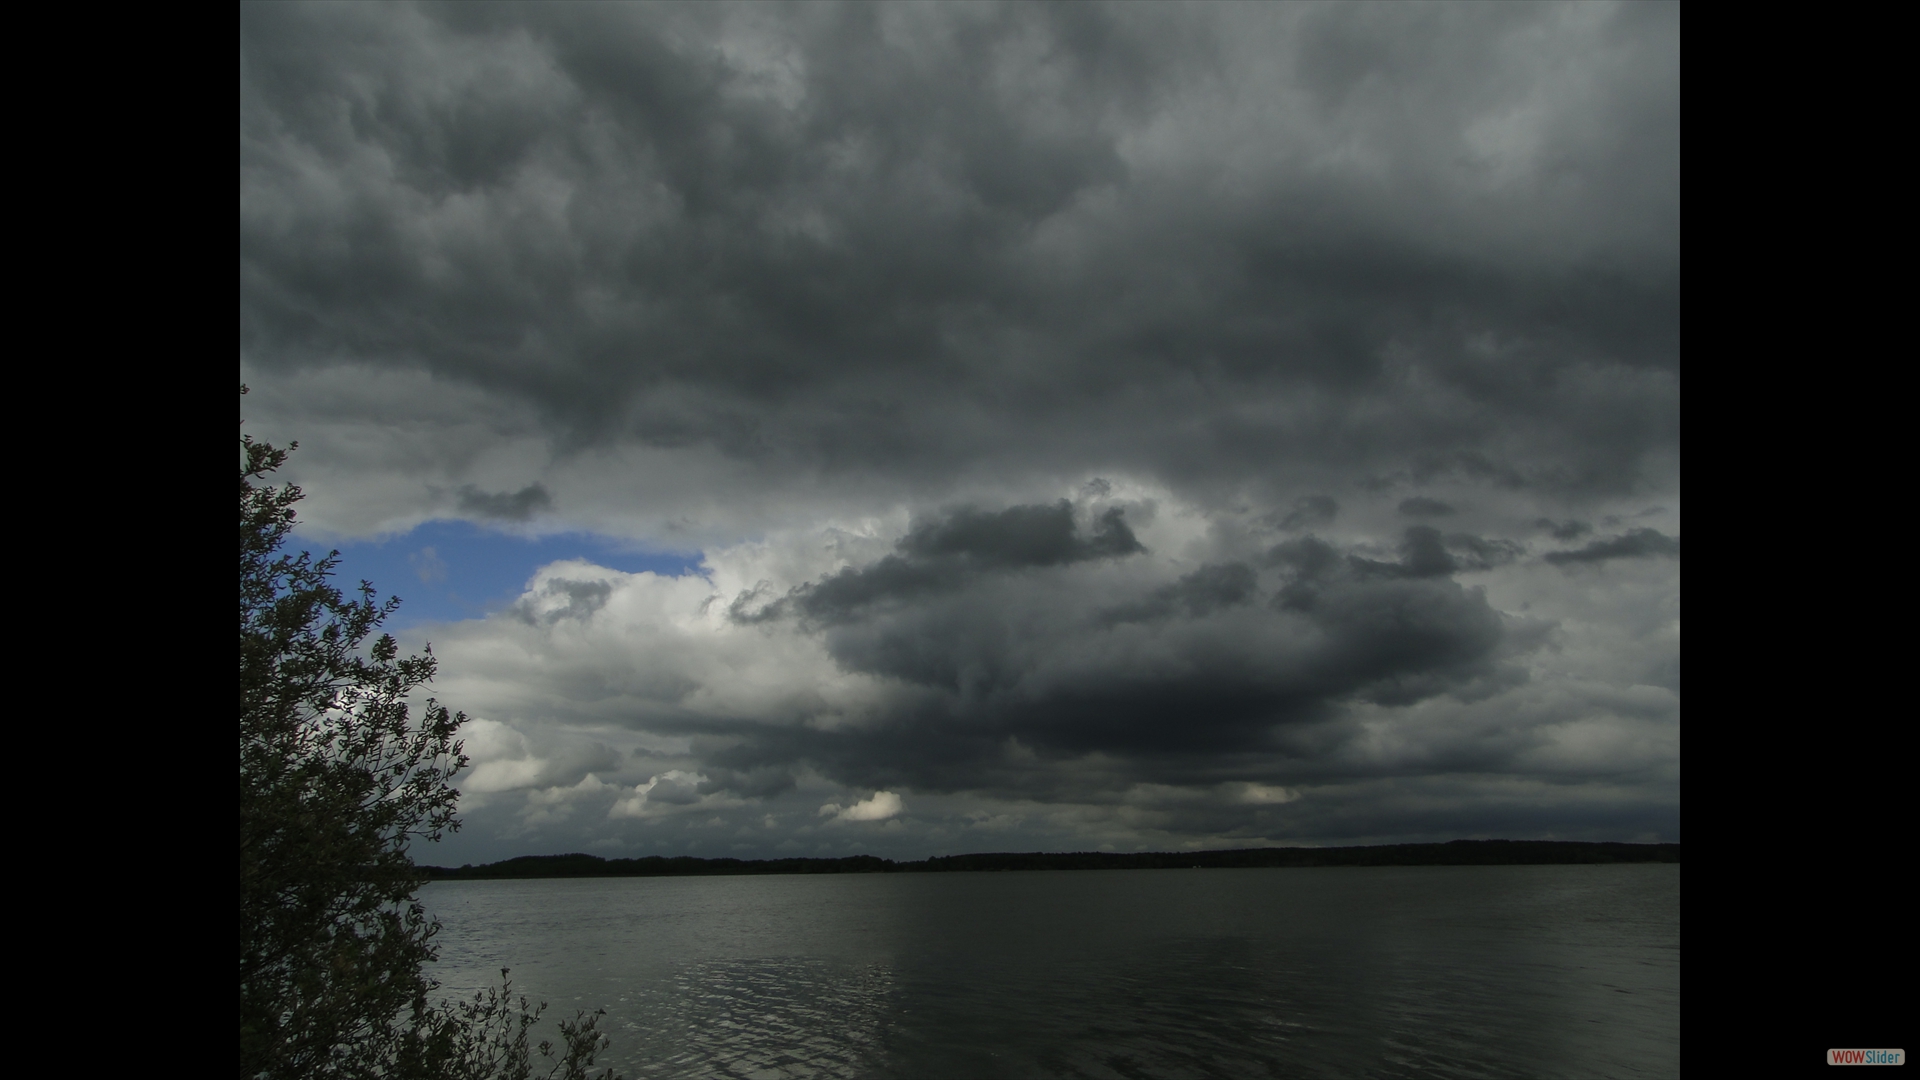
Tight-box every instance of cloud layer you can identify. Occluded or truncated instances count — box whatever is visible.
[240,2,1678,862]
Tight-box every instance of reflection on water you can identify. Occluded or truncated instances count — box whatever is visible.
[629,958,895,1079]
[422,865,1678,1079]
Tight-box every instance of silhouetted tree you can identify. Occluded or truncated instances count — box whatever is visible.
[240,387,618,1079]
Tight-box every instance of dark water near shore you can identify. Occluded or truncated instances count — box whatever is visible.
[421,864,1678,1078]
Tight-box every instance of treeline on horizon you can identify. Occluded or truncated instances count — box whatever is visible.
[420,839,1679,880]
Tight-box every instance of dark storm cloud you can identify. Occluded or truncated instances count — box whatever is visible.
[241,2,1678,497]
[700,525,1509,798]
[456,482,553,522]
[1543,528,1680,566]
[751,502,1144,625]
[241,4,1154,433]
[899,503,1145,567]
[1345,526,1462,580]
[694,765,797,801]
[1101,563,1260,625]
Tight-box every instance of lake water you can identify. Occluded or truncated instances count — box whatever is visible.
[420,864,1678,1078]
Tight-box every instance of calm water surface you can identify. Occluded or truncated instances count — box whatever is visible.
[421,865,1678,1079]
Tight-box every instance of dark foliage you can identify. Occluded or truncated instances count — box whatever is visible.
[240,388,621,1079]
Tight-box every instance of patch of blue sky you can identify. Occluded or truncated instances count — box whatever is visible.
[295,519,707,630]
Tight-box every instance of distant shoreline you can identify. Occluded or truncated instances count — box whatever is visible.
[420,839,1678,880]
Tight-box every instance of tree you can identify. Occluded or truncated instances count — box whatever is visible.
[241,388,620,1079]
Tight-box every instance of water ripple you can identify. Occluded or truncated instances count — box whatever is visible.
[423,865,1678,1079]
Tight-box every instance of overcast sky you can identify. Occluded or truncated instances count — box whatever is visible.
[241,1,1678,865]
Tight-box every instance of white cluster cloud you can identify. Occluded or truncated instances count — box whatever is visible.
[820,792,905,824]
[386,479,1675,862]
[609,771,711,819]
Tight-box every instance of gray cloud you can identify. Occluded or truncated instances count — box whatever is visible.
[1273,495,1339,532]
[243,2,1677,508]
[1536,518,1593,541]
[900,503,1145,567]
[509,575,613,624]
[695,765,797,801]
[456,483,554,522]
[1445,534,1526,571]
[1543,528,1680,566]
[775,502,1145,625]
[1102,562,1260,625]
